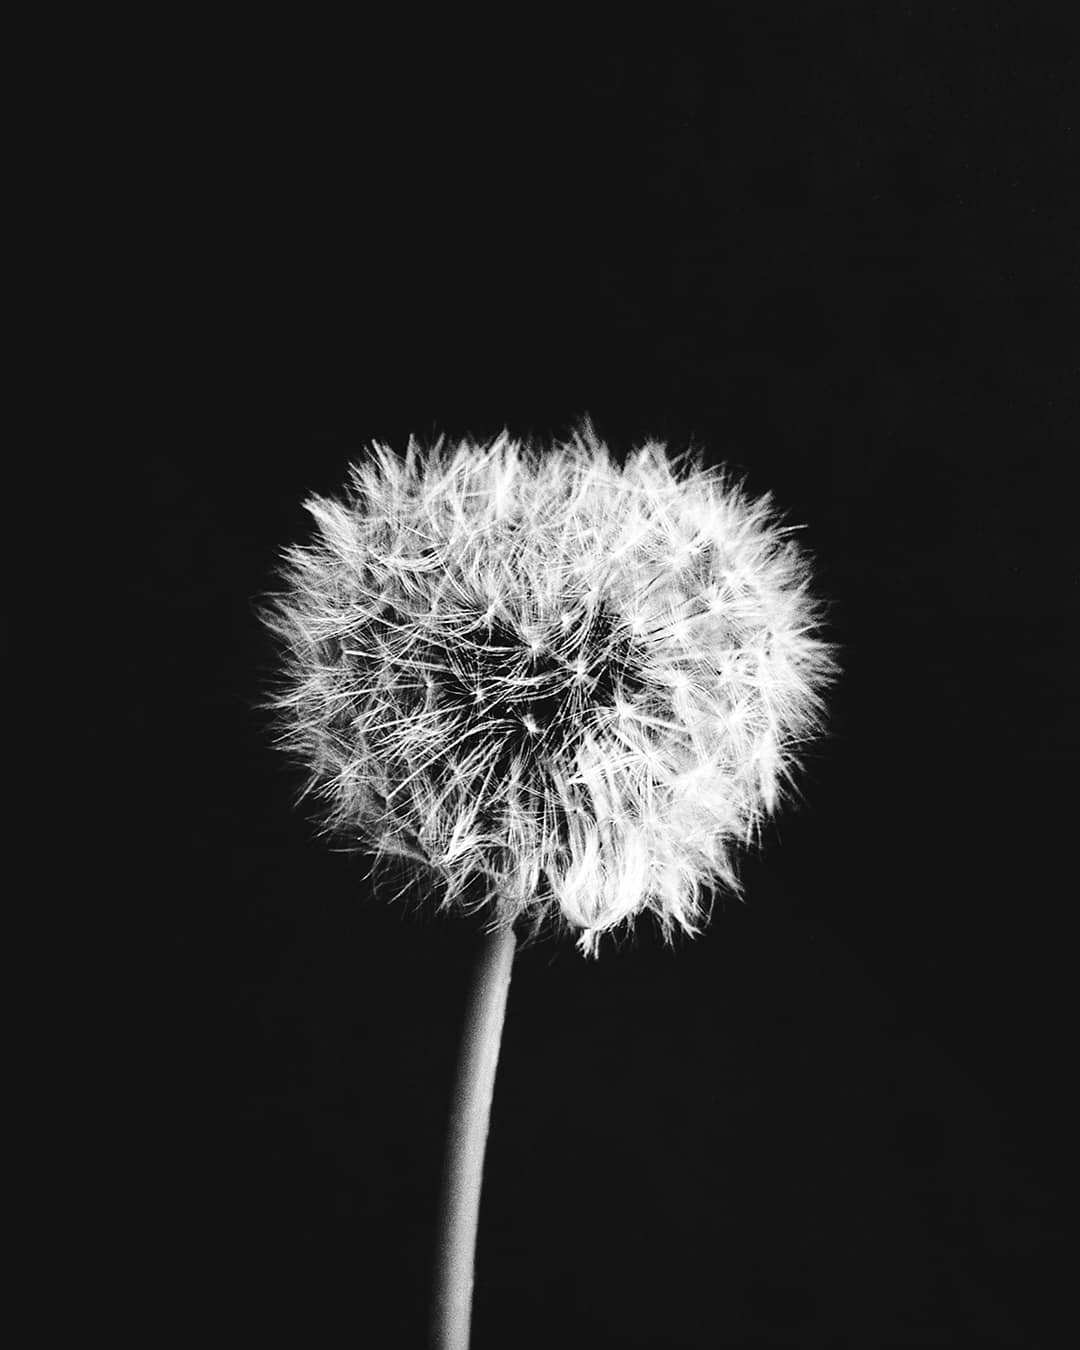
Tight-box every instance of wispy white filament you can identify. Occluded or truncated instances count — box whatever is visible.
[262,422,834,954]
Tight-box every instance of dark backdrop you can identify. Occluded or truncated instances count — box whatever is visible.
[149,11,1076,1346]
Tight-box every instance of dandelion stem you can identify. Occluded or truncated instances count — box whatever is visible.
[431,919,517,1350]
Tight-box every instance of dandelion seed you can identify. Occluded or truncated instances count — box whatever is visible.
[261,420,836,957]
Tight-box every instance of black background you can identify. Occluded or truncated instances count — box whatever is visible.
[148,10,1077,1346]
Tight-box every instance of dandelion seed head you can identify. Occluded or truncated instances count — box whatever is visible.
[261,421,836,955]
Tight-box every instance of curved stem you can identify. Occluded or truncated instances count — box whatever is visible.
[431,921,517,1350]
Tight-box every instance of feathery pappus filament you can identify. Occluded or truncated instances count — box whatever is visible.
[261,421,835,955]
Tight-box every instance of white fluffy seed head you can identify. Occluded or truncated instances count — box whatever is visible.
[260,421,836,955]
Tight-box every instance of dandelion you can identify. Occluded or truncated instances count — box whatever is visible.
[260,420,835,1348]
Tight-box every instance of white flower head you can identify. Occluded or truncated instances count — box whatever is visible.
[261,421,836,955]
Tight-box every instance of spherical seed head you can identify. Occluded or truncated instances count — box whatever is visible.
[261,422,836,955]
